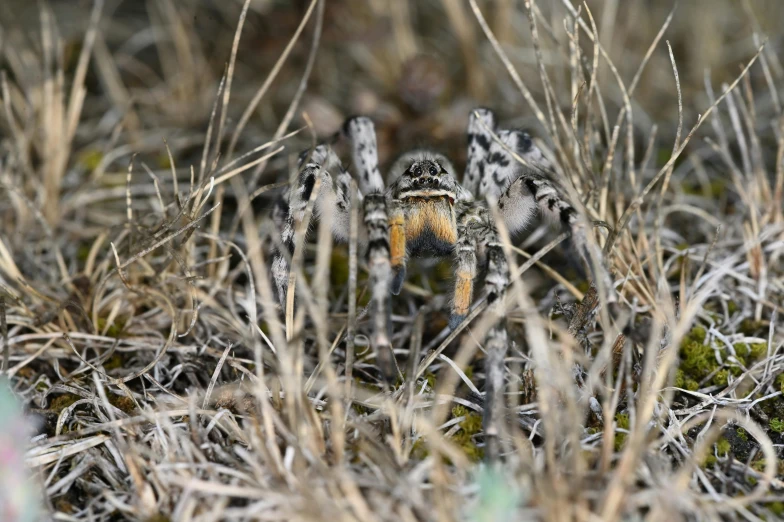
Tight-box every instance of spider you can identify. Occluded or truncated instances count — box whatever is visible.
[272,108,598,458]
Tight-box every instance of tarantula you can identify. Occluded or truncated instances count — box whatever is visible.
[272,108,597,458]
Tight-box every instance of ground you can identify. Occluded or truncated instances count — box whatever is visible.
[0,1,783,521]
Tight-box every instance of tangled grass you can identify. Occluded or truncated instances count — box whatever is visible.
[1,1,783,520]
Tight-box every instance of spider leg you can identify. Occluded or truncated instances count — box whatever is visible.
[388,200,407,295]
[464,108,550,199]
[463,108,496,195]
[449,203,478,329]
[467,107,609,288]
[454,204,509,461]
[343,117,397,382]
[272,145,351,304]
[497,168,608,287]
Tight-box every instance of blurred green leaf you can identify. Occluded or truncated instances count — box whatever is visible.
[468,466,525,522]
[0,378,41,522]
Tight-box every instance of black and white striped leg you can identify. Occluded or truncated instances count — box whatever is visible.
[463,108,496,195]
[475,212,510,462]
[363,193,395,382]
[272,146,351,305]
[463,107,551,200]
[344,116,397,382]
[497,170,609,288]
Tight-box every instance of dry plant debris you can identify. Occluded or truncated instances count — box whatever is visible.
[0,0,783,520]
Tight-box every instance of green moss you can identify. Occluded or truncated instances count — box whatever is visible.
[680,328,714,378]
[49,394,80,413]
[776,374,784,394]
[726,301,740,315]
[424,372,437,389]
[614,433,627,452]
[769,418,784,434]
[96,316,128,338]
[739,319,767,337]
[736,427,749,442]
[704,437,730,467]
[748,342,767,360]
[78,149,104,171]
[768,502,784,516]
[35,381,50,392]
[410,438,429,460]
[451,405,484,462]
[675,369,700,391]
[686,325,707,344]
[614,413,630,451]
[712,369,730,386]
[734,342,767,361]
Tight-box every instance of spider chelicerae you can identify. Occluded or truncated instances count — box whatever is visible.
[272,108,599,458]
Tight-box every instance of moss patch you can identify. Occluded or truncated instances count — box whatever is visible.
[96,316,128,338]
[739,319,767,337]
[675,369,700,391]
[410,438,429,460]
[705,437,731,466]
[614,413,630,451]
[451,405,484,462]
[49,394,80,413]
[767,502,784,517]
[678,326,716,385]
[78,149,104,171]
[734,342,767,361]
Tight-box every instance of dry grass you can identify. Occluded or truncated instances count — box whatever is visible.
[1,1,783,520]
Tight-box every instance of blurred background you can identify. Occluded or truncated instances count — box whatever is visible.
[2,0,782,173]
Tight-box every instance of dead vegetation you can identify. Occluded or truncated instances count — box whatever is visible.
[0,0,783,520]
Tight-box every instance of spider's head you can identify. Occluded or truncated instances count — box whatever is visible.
[396,157,459,203]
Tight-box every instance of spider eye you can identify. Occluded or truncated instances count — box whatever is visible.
[429,166,438,176]
[413,165,422,176]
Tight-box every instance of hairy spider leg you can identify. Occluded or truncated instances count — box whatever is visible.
[343,117,397,382]
[273,118,398,382]
[388,201,407,294]
[451,203,510,461]
[272,145,351,303]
